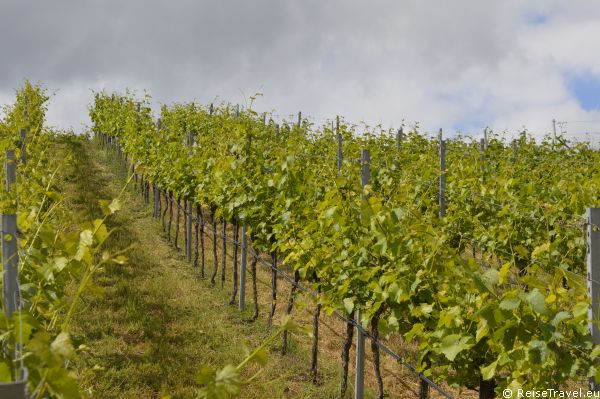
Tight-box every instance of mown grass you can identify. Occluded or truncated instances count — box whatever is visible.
[61,138,348,398]
[59,135,485,399]
[55,135,592,399]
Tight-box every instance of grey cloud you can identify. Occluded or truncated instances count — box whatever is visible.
[1,1,600,136]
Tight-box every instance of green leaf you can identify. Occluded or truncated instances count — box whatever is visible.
[13,312,35,345]
[525,289,548,315]
[323,207,337,219]
[79,229,93,247]
[279,314,299,333]
[98,199,110,215]
[196,366,215,385]
[420,303,434,315]
[108,198,121,214]
[343,298,354,314]
[498,262,512,284]
[75,245,91,263]
[481,359,498,380]
[93,220,109,242]
[531,242,550,258]
[551,311,572,326]
[482,269,499,287]
[499,297,521,311]
[51,332,75,359]
[195,365,241,398]
[405,323,424,341]
[248,347,268,366]
[46,367,80,399]
[0,361,11,382]
[112,255,128,265]
[476,319,489,343]
[379,314,399,335]
[573,302,589,319]
[437,334,474,361]
[52,257,68,272]
[514,245,529,258]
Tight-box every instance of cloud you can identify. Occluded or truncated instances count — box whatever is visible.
[1,0,600,140]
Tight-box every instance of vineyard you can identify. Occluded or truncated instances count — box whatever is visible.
[1,83,600,398]
[0,82,126,398]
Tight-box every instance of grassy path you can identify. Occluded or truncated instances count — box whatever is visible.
[62,138,343,398]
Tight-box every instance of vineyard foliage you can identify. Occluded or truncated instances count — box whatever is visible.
[89,92,600,393]
[0,82,125,398]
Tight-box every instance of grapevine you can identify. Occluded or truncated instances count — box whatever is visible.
[90,91,600,396]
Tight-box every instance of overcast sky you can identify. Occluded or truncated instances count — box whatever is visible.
[2,1,600,139]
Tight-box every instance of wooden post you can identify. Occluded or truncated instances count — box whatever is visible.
[479,378,496,399]
[239,226,248,310]
[297,111,301,128]
[153,185,159,218]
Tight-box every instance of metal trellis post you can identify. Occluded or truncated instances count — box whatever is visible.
[336,116,342,173]
[587,208,600,391]
[186,131,194,262]
[3,150,18,319]
[355,149,370,399]
[0,150,28,398]
[480,138,485,174]
[483,127,488,149]
[397,127,403,151]
[439,130,446,218]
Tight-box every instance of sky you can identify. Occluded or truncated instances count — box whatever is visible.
[1,1,600,139]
